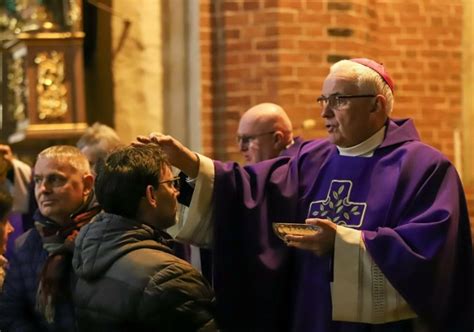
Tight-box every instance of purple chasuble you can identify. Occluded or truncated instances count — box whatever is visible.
[211,119,472,332]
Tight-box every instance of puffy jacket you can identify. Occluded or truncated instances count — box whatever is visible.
[73,212,216,331]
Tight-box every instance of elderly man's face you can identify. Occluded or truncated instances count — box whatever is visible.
[33,157,89,225]
[237,117,279,165]
[320,75,377,147]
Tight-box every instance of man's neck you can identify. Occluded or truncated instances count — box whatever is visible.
[337,126,386,157]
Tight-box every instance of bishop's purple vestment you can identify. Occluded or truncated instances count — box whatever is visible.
[210,119,472,331]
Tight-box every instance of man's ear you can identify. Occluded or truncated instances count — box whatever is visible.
[372,95,387,113]
[144,185,158,208]
[82,174,94,196]
[273,131,284,148]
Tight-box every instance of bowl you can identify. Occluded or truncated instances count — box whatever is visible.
[272,222,321,241]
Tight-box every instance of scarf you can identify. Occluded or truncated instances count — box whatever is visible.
[34,196,101,324]
[0,255,7,291]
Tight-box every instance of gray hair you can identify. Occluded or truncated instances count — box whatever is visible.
[76,122,122,162]
[37,145,91,174]
[330,60,394,115]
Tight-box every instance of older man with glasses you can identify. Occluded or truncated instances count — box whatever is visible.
[0,146,100,331]
[178,102,303,284]
[235,102,302,164]
[137,58,472,332]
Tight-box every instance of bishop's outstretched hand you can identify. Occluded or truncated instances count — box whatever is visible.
[134,133,199,178]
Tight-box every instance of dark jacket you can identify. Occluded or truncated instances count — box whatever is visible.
[73,212,216,332]
[0,229,73,332]
[0,197,100,332]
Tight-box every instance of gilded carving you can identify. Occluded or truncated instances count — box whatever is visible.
[35,50,68,120]
[66,0,82,32]
[7,56,27,122]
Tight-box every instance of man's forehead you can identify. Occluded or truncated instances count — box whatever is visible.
[160,165,173,179]
[238,118,259,134]
[238,114,273,134]
[322,75,359,93]
[34,157,78,174]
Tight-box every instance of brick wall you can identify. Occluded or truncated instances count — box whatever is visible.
[200,0,473,217]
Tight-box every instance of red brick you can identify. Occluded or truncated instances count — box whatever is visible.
[278,0,304,10]
[255,39,278,50]
[265,26,279,37]
[278,26,303,36]
[253,11,280,24]
[199,0,470,215]
[277,11,297,23]
[222,1,240,11]
[225,13,250,26]
[240,26,266,39]
[226,40,252,52]
[242,53,264,63]
[263,0,278,9]
[278,66,295,76]
[265,53,279,62]
[278,38,297,49]
[306,1,324,12]
[243,1,260,11]
[225,54,241,66]
[225,29,241,39]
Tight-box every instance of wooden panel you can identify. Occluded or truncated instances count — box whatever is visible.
[2,32,87,145]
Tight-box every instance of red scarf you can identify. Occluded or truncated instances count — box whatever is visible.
[35,204,101,323]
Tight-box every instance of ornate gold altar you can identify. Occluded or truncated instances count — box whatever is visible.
[1,0,87,155]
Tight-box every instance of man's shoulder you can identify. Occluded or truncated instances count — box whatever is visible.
[294,138,334,165]
[14,228,41,251]
[124,249,209,296]
[9,228,46,272]
[300,138,333,153]
[104,246,195,288]
[392,139,451,165]
[120,246,189,270]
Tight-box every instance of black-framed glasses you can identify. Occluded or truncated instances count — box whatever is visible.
[236,131,276,146]
[158,176,180,189]
[316,94,376,109]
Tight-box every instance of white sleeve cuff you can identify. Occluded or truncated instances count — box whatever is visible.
[332,226,417,323]
[175,154,214,248]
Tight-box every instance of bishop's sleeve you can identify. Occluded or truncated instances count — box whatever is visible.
[331,226,417,323]
[175,154,215,248]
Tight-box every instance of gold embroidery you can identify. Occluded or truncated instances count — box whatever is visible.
[308,180,367,227]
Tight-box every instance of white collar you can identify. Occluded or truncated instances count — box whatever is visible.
[285,139,295,150]
[336,126,386,157]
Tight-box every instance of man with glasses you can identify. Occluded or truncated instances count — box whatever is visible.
[0,146,100,331]
[73,145,216,331]
[236,102,301,164]
[138,58,471,331]
[0,123,122,234]
[179,102,302,283]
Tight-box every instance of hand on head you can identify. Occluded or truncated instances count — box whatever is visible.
[135,133,199,178]
[285,218,337,256]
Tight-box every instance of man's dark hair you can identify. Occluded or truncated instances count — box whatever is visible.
[0,190,13,221]
[94,145,168,219]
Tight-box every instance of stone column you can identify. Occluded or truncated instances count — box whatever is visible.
[111,0,163,142]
